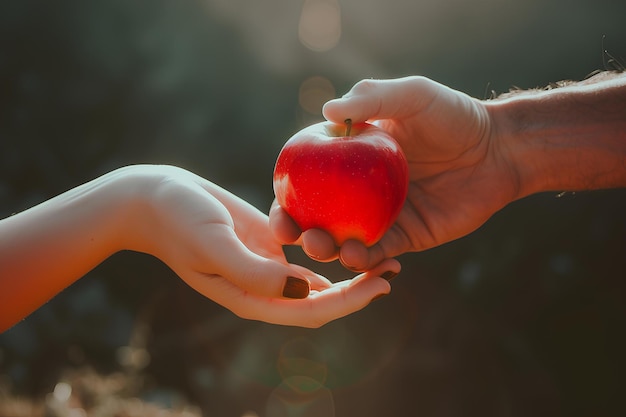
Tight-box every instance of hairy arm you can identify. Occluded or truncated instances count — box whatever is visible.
[488,72,626,198]
[273,72,626,270]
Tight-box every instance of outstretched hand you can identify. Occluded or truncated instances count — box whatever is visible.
[270,77,520,271]
[0,165,394,331]
[128,166,395,328]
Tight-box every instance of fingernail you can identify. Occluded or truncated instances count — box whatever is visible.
[283,276,310,299]
[380,271,398,281]
[371,293,388,302]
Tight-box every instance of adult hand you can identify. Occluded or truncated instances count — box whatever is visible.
[270,77,519,271]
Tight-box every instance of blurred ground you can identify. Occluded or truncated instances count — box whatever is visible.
[1,0,625,416]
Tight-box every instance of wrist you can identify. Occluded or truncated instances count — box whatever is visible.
[78,166,150,255]
[485,95,555,199]
[486,73,626,198]
[105,165,169,255]
[110,164,202,259]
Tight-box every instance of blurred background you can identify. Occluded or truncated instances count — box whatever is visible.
[1,0,625,416]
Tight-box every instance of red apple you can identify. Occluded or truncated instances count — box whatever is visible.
[273,119,408,247]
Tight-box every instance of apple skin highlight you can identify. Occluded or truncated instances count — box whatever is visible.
[273,121,409,247]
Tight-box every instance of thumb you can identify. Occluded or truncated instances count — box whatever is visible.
[206,224,311,299]
[322,76,440,124]
[268,199,302,245]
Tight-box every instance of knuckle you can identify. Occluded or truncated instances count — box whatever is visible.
[350,78,379,94]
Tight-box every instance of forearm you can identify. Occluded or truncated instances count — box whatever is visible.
[0,167,141,332]
[487,72,626,198]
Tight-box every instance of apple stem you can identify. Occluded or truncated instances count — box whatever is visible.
[344,118,352,136]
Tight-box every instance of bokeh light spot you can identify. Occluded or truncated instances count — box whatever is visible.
[266,376,335,417]
[116,345,151,370]
[277,337,328,386]
[298,0,341,52]
[298,76,336,115]
[53,382,72,403]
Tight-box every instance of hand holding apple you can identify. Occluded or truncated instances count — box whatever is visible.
[273,119,409,248]
[307,76,509,271]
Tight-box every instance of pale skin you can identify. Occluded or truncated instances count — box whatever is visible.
[270,71,626,271]
[0,165,395,332]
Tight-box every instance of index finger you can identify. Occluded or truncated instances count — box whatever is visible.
[322,76,441,124]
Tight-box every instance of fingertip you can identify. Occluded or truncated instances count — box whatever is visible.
[289,264,333,290]
[302,229,338,262]
[373,275,393,294]
[322,97,371,125]
[207,227,311,300]
[269,202,302,244]
[358,275,392,305]
[303,272,392,327]
[339,240,390,272]
[375,257,402,277]
[344,257,399,299]
[282,276,311,299]
[321,99,344,123]
[338,239,369,271]
[370,280,392,303]
[365,261,400,301]
[380,270,399,281]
